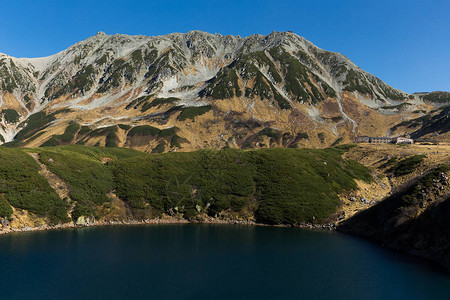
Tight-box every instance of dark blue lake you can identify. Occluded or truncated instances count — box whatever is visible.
[0,224,449,299]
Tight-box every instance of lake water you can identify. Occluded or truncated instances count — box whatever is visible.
[0,224,449,299]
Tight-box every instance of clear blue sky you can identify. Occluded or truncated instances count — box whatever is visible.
[1,0,449,93]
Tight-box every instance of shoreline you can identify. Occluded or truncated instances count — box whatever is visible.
[0,217,336,236]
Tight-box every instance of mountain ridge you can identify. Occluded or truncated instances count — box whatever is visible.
[0,30,448,150]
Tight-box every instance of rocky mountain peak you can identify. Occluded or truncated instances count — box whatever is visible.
[0,30,447,150]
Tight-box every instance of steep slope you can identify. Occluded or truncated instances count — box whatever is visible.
[336,143,450,270]
[389,105,450,142]
[338,165,450,270]
[0,31,444,151]
[0,146,372,230]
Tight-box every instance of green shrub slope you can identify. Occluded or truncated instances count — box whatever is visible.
[0,147,69,222]
[111,147,372,225]
[0,146,372,226]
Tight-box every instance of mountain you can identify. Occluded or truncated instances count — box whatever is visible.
[0,31,447,151]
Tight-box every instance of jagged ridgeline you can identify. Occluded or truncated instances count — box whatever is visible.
[0,146,372,225]
[2,30,442,151]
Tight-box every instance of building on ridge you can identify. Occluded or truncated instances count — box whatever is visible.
[355,136,414,144]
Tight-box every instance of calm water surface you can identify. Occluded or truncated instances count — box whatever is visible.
[0,224,449,299]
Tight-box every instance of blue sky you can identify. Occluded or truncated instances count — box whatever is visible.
[1,0,448,93]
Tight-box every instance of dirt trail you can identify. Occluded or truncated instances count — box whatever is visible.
[28,152,72,205]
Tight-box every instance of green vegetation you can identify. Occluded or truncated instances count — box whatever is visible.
[40,136,61,147]
[0,60,18,93]
[0,134,4,143]
[0,194,13,218]
[381,103,411,110]
[378,84,405,100]
[98,58,135,93]
[1,109,20,124]
[403,165,449,205]
[169,135,183,148]
[381,156,398,169]
[78,126,92,135]
[36,146,143,220]
[127,125,160,137]
[159,127,178,138]
[412,110,426,114]
[252,148,370,224]
[297,132,309,139]
[331,137,343,147]
[268,47,333,104]
[318,132,325,143]
[84,126,120,148]
[0,148,69,223]
[105,131,118,148]
[144,48,178,79]
[344,69,373,95]
[422,91,450,103]
[245,72,271,98]
[177,105,212,121]
[72,65,96,92]
[118,124,131,131]
[338,163,450,269]
[112,148,372,224]
[4,109,71,147]
[391,115,431,131]
[53,65,97,98]
[131,49,142,64]
[143,48,158,65]
[201,68,241,99]
[152,142,166,153]
[258,128,281,143]
[332,144,357,154]
[331,116,343,122]
[343,69,404,100]
[126,95,151,110]
[23,94,32,110]
[389,155,425,176]
[226,52,291,109]
[15,111,56,141]
[39,148,111,219]
[125,125,183,149]
[0,146,372,226]
[271,84,291,109]
[391,105,449,139]
[88,126,116,137]
[95,54,108,65]
[141,97,178,112]
[250,51,282,83]
[58,121,80,143]
[40,121,81,147]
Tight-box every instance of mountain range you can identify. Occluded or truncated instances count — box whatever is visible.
[0,30,449,151]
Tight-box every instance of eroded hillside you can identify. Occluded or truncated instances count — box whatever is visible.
[1,31,447,150]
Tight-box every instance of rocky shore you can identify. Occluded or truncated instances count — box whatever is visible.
[0,214,341,236]
[0,215,266,235]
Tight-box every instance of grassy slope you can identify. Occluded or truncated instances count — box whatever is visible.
[0,145,372,226]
